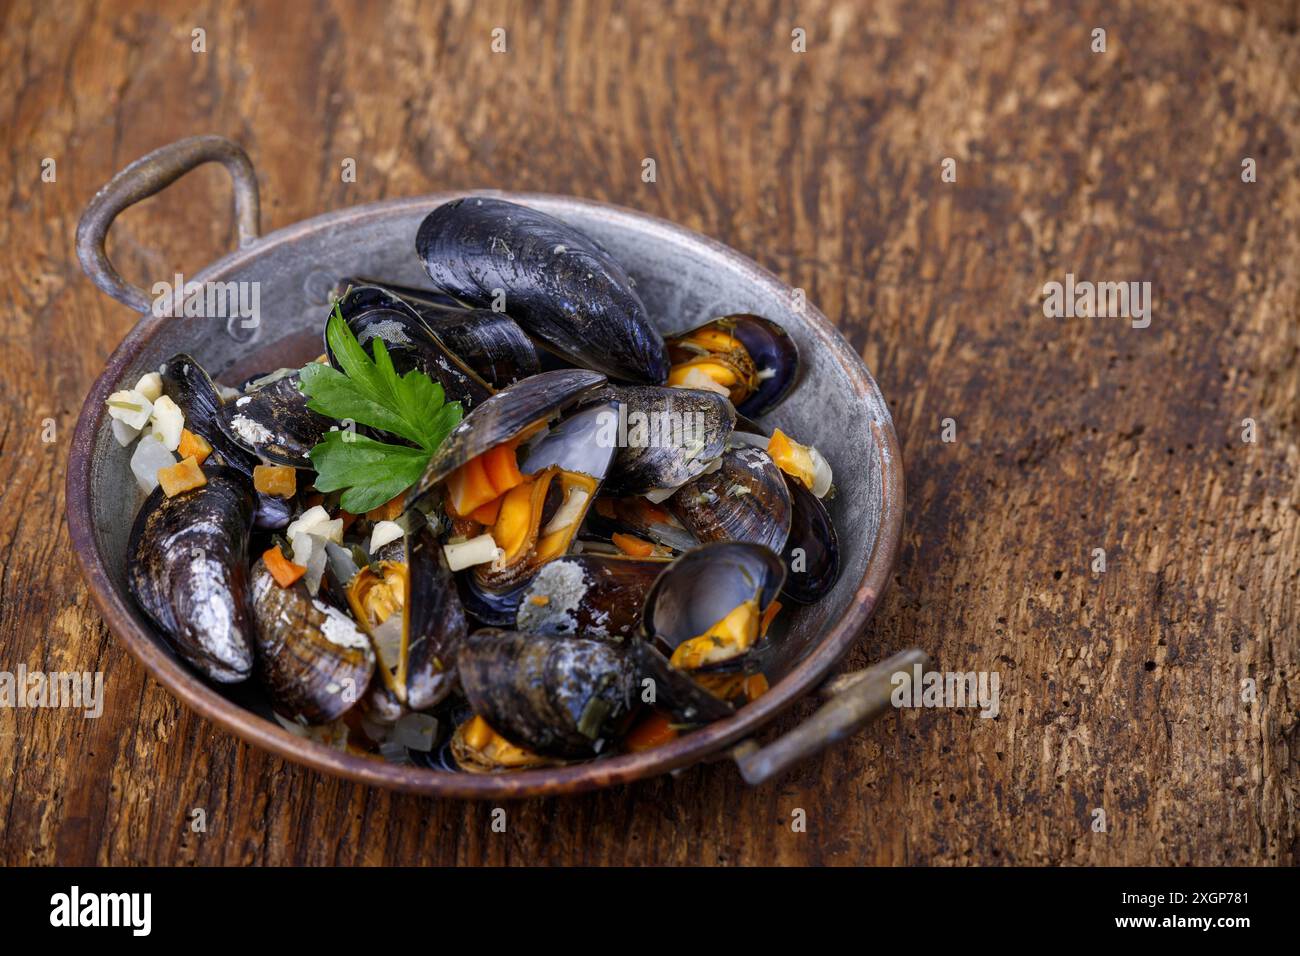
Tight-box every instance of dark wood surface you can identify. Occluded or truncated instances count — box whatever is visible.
[1,0,1296,865]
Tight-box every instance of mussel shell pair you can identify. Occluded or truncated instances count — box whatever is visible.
[666,442,840,604]
[417,197,670,384]
[338,277,541,389]
[458,628,638,760]
[219,370,331,467]
[634,542,787,723]
[667,314,800,418]
[592,384,736,498]
[160,355,297,528]
[346,523,467,712]
[249,560,375,725]
[407,367,606,508]
[127,467,255,683]
[326,285,493,410]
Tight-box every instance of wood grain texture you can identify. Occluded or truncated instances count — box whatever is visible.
[1,0,1297,865]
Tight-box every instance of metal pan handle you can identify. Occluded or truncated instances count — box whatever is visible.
[732,647,929,786]
[75,135,261,314]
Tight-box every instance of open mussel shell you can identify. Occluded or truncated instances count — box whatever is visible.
[583,495,699,554]
[594,385,735,497]
[667,314,799,417]
[217,370,331,467]
[346,523,466,711]
[725,428,839,603]
[249,560,375,724]
[458,628,638,759]
[407,368,606,506]
[329,284,492,410]
[339,277,541,389]
[629,641,733,724]
[159,355,296,529]
[666,445,792,554]
[780,473,841,603]
[416,197,669,384]
[642,541,785,672]
[470,400,617,593]
[404,523,466,710]
[126,466,255,683]
[514,553,670,640]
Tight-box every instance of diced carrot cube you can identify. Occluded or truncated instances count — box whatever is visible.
[176,429,212,465]
[253,464,297,498]
[157,457,207,497]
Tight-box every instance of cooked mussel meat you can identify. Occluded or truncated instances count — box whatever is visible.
[249,559,375,724]
[127,466,255,683]
[416,197,669,383]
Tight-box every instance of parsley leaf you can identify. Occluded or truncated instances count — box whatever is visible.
[299,303,462,512]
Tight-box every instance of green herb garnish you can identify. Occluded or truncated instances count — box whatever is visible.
[299,303,462,513]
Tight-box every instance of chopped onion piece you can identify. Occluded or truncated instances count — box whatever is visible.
[444,533,501,572]
[106,389,153,430]
[809,445,833,498]
[286,505,331,540]
[149,395,185,451]
[369,520,404,553]
[111,418,141,447]
[130,435,175,493]
[134,371,163,402]
[394,713,439,752]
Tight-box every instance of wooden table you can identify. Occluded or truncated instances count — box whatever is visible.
[1,0,1295,866]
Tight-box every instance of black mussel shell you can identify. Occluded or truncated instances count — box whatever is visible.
[666,445,792,554]
[127,467,255,683]
[249,560,375,724]
[642,541,786,668]
[339,277,541,389]
[160,355,298,529]
[595,385,735,497]
[161,354,256,471]
[628,640,733,724]
[416,197,669,384]
[407,368,606,507]
[330,285,492,410]
[458,628,638,759]
[457,575,530,628]
[405,523,466,711]
[728,315,800,417]
[514,553,670,640]
[218,371,331,467]
[780,473,840,604]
